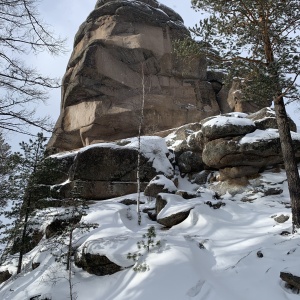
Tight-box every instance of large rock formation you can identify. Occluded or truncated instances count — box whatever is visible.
[47,0,268,153]
[37,136,174,203]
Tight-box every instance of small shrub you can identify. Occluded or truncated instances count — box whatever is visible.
[127,226,161,272]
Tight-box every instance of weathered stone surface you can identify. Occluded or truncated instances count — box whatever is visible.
[75,235,133,276]
[202,131,300,169]
[191,170,213,185]
[280,271,300,290]
[247,107,297,132]
[274,214,289,223]
[144,175,177,198]
[10,229,43,256]
[177,151,204,173]
[226,78,271,113]
[175,190,198,199]
[70,146,157,182]
[36,153,76,185]
[37,137,173,202]
[75,252,122,276]
[0,270,11,283]
[202,115,256,141]
[157,210,190,228]
[56,180,148,201]
[156,193,191,227]
[45,216,81,239]
[263,187,283,196]
[219,166,260,180]
[47,0,222,152]
[211,177,250,196]
[156,194,168,216]
[187,130,204,152]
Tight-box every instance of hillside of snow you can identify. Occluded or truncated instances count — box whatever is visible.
[0,165,299,300]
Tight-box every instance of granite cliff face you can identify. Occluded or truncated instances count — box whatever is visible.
[48,0,269,152]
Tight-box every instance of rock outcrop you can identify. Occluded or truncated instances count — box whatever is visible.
[156,193,195,227]
[166,107,299,183]
[37,136,174,203]
[47,0,269,153]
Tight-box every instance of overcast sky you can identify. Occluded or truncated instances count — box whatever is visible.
[8,0,299,148]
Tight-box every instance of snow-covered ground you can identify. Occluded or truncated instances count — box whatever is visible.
[0,166,299,300]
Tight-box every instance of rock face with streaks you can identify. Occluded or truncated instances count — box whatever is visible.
[47,0,268,153]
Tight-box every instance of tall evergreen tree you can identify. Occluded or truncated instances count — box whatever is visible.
[0,132,19,209]
[189,0,300,230]
[1,133,48,272]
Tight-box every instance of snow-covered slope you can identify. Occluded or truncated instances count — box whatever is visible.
[0,167,299,300]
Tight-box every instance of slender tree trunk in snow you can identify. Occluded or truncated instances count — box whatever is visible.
[274,96,300,231]
[137,64,145,226]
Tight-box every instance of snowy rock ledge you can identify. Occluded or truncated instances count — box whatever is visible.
[37,136,174,203]
[156,193,201,227]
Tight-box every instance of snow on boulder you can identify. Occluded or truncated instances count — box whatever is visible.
[156,193,201,227]
[202,129,300,170]
[38,136,175,202]
[71,136,174,182]
[144,175,177,198]
[247,107,297,132]
[75,235,134,276]
[202,115,256,141]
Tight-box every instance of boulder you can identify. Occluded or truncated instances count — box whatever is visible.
[219,166,260,180]
[156,193,196,227]
[202,129,300,169]
[75,252,122,276]
[247,107,297,132]
[0,270,11,283]
[36,153,76,185]
[45,215,81,238]
[191,170,213,185]
[177,151,204,173]
[226,78,271,112]
[274,214,289,223]
[144,175,177,198]
[280,271,300,290]
[156,194,168,216]
[166,123,203,161]
[201,115,256,141]
[210,177,251,196]
[187,130,204,152]
[75,235,133,276]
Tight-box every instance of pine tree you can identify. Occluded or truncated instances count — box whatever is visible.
[189,0,300,230]
[0,132,19,209]
[49,181,97,300]
[1,133,48,273]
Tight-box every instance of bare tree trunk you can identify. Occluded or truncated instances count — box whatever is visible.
[67,227,74,300]
[137,64,146,226]
[66,228,73,271]
[274,96,300,231]
[16,207,29,274]
[68,264,73,300]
